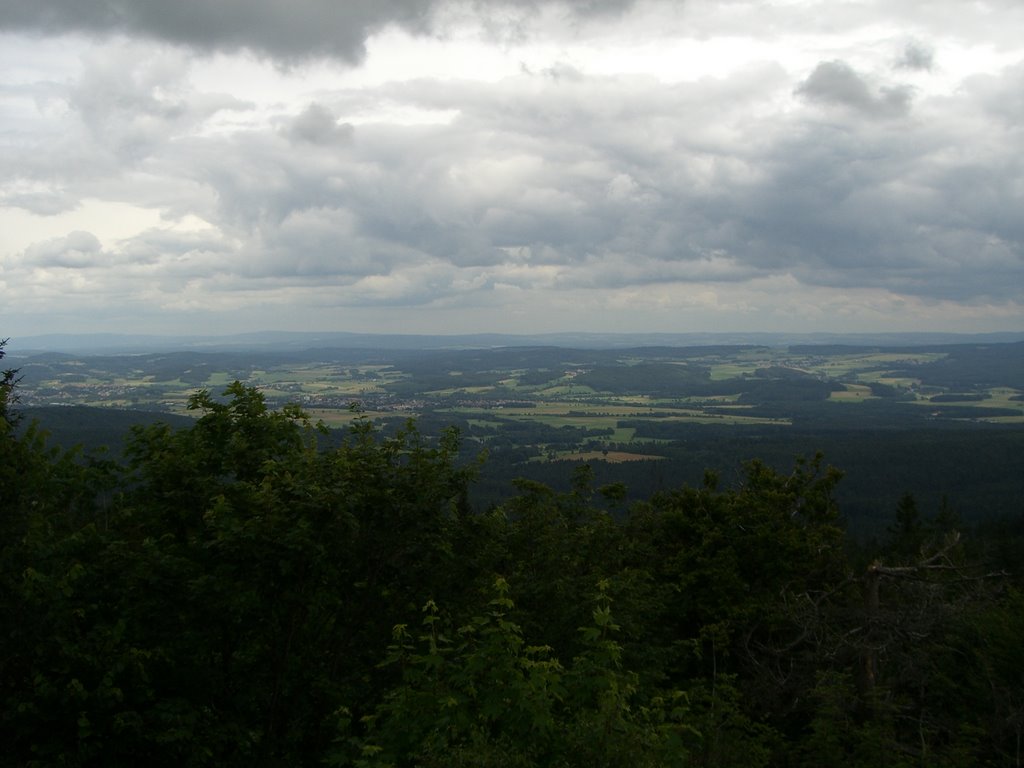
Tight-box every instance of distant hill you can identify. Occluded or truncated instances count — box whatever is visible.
[10,330,1024,354]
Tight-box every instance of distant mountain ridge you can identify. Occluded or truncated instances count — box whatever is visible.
[10,330,1024,354]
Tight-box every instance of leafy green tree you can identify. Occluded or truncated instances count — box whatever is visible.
[848,532,1010,766]
[0,337,20,428]
[887,491,924,557]
[487,466,628,659]
[347,579,693,768]
[3,371,1019,767]
[619,458,848,718]
[798,670,912,768]
[3,383,482,765]
[1,341,129,766]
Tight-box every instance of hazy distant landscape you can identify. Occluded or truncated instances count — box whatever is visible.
[11,332,1024,535]
[11,332,1024,423]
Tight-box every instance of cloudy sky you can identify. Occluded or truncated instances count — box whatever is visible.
[1,0,1022,338]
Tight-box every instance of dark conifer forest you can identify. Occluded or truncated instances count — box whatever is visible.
[3,338,1024,767]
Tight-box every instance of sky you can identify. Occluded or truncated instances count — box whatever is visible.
[1,0,1022,338]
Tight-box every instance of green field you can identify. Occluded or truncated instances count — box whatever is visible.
[11,340,1024,453]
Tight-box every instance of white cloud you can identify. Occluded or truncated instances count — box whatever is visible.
[21,230,103,268]
[0,0,1022,336]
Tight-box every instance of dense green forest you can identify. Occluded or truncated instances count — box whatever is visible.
[11,338,1024,541]
[3,339,1024,766]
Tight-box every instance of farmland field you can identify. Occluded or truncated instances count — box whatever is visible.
[9,337,1024,534]
[10,339,1024,430]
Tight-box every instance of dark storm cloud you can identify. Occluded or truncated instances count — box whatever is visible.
[0,0,433,63]
[2,0,1021,335]
[896,40,934,71]
[133,61,1018,307]
[285,103,354,146]
[796,60,913,119]
[718,108,1024,303]
[0,0,636,62]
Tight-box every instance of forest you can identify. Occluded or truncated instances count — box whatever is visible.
[3,338,1024,766]
[10,337,1024,537]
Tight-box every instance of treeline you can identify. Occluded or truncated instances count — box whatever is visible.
[889,342,1024,390]
[463,420,1024,537]
[2,369,1023,764]
[26,405,1024,533]
[571,365,843,401]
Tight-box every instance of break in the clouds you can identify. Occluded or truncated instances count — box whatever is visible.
[1,0,1022,337]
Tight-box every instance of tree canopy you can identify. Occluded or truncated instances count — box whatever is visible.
[1,379,1020,766]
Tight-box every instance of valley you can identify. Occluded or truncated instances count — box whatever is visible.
[9,338,1024,534]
